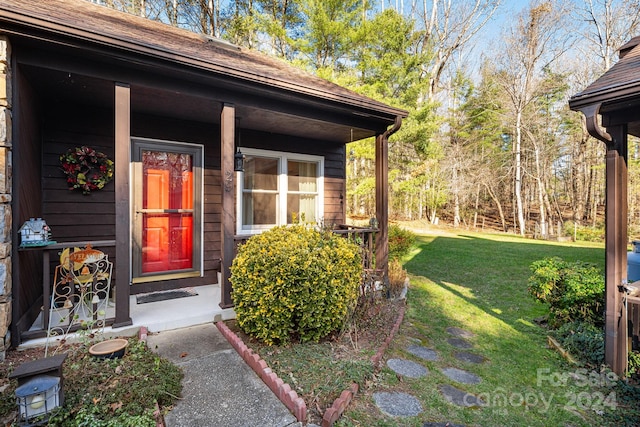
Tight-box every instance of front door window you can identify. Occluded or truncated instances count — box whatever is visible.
[132,138,202,282]
[142,150,193,273]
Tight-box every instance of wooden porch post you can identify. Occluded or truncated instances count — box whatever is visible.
[604,124,628,376]
[375,132,388,276]
[220,103,235,308]
[113,82,132,328]
[375,117,402,277]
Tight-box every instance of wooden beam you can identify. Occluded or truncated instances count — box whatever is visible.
[604,124,628,376]
[220,104,235,308]
[375,132,388,276]
[113,82,132,328]
[375,117,401,277]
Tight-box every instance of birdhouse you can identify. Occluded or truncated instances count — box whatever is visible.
[19,218,51,246]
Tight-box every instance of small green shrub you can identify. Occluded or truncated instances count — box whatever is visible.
[562,221,604,242]
[552,321,604,367]
[629,351,640,378]
[230,225,362,345]
[528,257,604,328]
[388,224,416,260]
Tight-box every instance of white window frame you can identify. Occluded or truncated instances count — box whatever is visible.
[236,148,324,235]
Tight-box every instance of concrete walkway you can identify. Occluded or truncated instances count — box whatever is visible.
[147,323,300,427]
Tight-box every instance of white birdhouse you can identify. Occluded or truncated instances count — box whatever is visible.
[19,218,51,246]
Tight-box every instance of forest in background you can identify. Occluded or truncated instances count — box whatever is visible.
[91,0,640,240]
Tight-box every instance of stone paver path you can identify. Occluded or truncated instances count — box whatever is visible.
[373,392,423,417]
[373,326,488,424]
[387,358,429,378]
[423,423,466,427]
[454,351,485,364]
[447,337,473,349]
[441,367,481,384]
[407,345,439,361]
[438,384,485,407]
[446,327,475,339]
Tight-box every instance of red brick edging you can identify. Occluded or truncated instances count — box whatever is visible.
[215,321,307,423]
[371,301,406,369]
[215,300,406,427]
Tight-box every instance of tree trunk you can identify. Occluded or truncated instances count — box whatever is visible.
[514,110,525,235]
[484,183,507,232]
[534,143,547,238]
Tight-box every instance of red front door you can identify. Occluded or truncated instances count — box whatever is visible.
[141,150,193,273]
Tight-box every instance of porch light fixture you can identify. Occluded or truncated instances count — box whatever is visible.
[234,118,245,172]
[9,354,66,425]
[234,148,245,172]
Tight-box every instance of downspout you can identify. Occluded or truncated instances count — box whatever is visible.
[375,115,402,280]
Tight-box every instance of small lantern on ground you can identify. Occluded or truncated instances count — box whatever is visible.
[8,354,66,426]
[15,375,61,423]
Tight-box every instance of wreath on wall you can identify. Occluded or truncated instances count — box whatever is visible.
[60,146,114,195]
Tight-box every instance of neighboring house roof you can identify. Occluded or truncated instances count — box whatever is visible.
[0,0,406,142]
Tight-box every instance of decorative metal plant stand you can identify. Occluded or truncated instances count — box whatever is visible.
[45,245,113,356]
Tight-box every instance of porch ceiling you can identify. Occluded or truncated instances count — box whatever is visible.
[20,65,377,143]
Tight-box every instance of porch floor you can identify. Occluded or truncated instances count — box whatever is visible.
[20,284,236,349]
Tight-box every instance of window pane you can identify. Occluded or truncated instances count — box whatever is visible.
[287,194,316,224]
[244,157,278,190]
[288,161,317,192]
[143,150,193,210]
[243,193,277,226]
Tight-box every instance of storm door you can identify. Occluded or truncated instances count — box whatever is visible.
[132,138,203,284]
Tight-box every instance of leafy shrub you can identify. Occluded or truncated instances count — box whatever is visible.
[230,225,362,345]
[388,224,416,260]
[528,257,604,328]
[629,351,640,378]
[562,221,604,242]
[552,321,604,367]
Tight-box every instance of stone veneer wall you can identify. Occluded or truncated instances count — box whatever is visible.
[0,36,12,360]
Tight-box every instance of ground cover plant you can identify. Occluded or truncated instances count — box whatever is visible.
[227,296,405,424]
[0,337,182,426]
[335,230,635,427]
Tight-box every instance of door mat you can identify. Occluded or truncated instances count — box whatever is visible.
[136,288,198,304]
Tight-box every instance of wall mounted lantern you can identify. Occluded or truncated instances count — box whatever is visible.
[234,118,245,172]
[234,148,245,172]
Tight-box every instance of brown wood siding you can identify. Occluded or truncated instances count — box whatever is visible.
[21,99,346,316]
[13,65,45,343]
[38,105,224,294]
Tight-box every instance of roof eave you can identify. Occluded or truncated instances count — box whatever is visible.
[0,7,407,122]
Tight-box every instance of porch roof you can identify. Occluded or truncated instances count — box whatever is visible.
[0,0,407,143]
[569,35,640,137]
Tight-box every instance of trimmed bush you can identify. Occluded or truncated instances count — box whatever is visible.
[528,257,604,328]
[388,224,416,260]
[230,225,362,345]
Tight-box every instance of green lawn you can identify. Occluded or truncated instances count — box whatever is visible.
[339,231,617,427]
